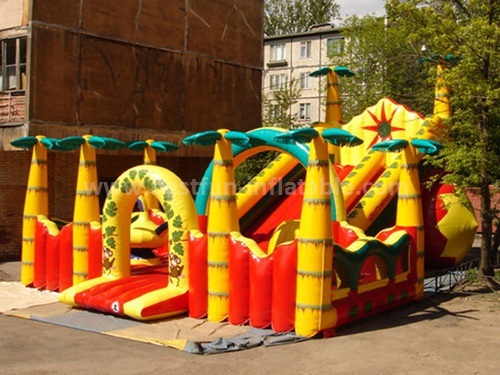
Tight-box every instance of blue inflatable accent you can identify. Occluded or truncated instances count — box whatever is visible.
[194,128,338,222]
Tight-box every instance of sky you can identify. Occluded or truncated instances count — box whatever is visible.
[335,0,386,19]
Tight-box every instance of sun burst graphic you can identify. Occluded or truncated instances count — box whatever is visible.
[362,102,405,149]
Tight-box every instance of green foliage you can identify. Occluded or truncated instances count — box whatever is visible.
[335,14,432,120]
[165,204,175,220]
[381,0,500,275]
[104,226,116,237]
[163,188,173,203]
[171,230,183,242]
[234,151,280,190]
[120,178,132,194]
[172,215,183,229]
[105,236,116,250]
[465,267,500,283]
[143,176,155,191]
[155,179,167,190]
[264,0,340,36]
[172,243,184,256]
[104,201,118,218]
[263,78,303,129]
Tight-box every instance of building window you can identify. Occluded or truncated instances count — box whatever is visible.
[270,43,286,61]
[299,72,310,89]
[0,37,27,92]
[300,41,311,59]
[327,38,344,58]
[299,103,311,121]
[270,74,286,91]
[269,104,283,121]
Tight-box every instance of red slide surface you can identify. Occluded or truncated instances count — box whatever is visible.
[242,182,303,253]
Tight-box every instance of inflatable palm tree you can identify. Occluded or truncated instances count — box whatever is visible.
[56,135,125,285]
[275,126,362,336]
[373,138,443,298]
[183,129,263,321]
[418,53,459,119]
[310,65,354,164]
[11,136,59,285]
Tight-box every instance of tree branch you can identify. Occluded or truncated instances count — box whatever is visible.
[449,0,471,18]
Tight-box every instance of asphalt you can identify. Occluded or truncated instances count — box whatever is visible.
[0,236,493,375]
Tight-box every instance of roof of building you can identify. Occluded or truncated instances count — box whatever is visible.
[264,23,342,42]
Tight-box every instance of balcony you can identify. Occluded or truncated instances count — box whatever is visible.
[267,59,288,68]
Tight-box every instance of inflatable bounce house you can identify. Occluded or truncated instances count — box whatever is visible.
[12,57,477,338]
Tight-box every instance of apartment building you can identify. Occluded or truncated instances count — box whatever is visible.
[263,23,344,127]
[0,0,264,260]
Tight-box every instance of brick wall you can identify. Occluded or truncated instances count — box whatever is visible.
[466,188,500,233]
[0,148,212,260]
[29,0,264,138]
[0,150,30,260]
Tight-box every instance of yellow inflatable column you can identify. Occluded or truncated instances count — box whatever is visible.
[396,145,425,299]
[325,70,342,164]
[434,64,451,119]
[73,135,101,285]
[20,136,49,285]
[295,129,336,337]
[207,130,240,322]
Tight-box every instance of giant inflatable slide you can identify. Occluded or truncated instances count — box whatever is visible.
[13,62,477,337]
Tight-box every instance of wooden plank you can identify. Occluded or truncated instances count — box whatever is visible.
[0,92,26,124]
[0,0,26,29]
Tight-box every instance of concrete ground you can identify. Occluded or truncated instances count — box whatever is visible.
[1,258,499,375]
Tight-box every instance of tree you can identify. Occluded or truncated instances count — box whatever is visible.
[385,0,500,283]
[238,79,302,189]
[263,78,302,129]
[264,0,340,36]
[333,14,433,121]
[333,1,499,283]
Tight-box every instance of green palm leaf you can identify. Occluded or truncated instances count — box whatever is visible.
[88,136,126,150]
[10,136,38,149]
[333,65,355,77]
[150,141,178,152]
[40,137,61,150]
[56,136,85,151]
[309,66,332,77]
[372,139,409,152]
[274,127,318,144]
[322,128,363,147]
[410,139,443,155]
[182,130,221,146]
[127,140,149,151]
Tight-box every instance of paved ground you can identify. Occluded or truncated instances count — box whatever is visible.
[1,260,499,375]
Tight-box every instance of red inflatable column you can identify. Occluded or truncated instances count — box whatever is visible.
[271,241,297,332]
[33,219,48,289]
[249,254,274,328]
[228,237,250,325]
[188,233,208,318]
[46,232,61,291]
[58,224,73,292]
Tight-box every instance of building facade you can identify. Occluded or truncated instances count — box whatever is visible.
[263,24,344,127]
[0,0,264,260]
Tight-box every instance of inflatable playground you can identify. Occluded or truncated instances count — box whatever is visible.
[12,61,478,338]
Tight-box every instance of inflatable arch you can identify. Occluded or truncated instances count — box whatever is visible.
[100,165,198,282]
[60,165,200,320]
[195,127,344,222]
